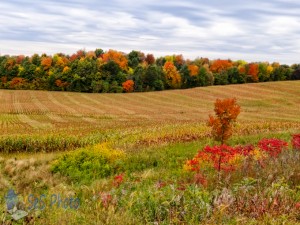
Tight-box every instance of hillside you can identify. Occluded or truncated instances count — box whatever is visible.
[0,81,299,153]
[1,81,300,130]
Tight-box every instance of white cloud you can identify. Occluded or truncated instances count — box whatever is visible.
[263,16,300,35]
[0,0,300,64]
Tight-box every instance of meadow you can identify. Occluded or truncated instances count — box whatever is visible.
[0,81,300,224]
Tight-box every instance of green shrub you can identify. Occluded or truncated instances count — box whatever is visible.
[51,143,125,184]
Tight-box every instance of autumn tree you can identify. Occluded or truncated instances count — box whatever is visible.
[102,49,128,71]
[53,54,67,69]
[163,61,181,89]
[69,49,86,62]
[145,54,155,65]
[247,63,259,82]
[188,64,199,76]
[208,98,241,144]
[10,77,26,89]
[181,64,211,88]
[86,51,96,59]
[122,80,134,92]
[210,59,233,73]
[1,58,18,81]
[41,57,52,71]
[16,55,25,64]
[55,79,69,91]
[174,54,185,70]
[4,58,16,71]
[72,50,85,59]
[238,65,246,75]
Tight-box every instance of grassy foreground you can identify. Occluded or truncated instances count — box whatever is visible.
[0,81,300,224]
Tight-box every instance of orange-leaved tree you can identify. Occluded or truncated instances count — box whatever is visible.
[102,49,128,71]
[122,80,134,92]
[41,57,52,71]
[188,64,199,76]
[208,98,241,144]
[210,59,233,73]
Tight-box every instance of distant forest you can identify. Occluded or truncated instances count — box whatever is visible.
[1,49,300,93]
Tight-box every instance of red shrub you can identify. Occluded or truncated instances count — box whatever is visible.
[234,144,255,156]
[185,144,245,173]
[292,134,300,150]
[258,138,288,157]
[185,158,201,172]
[203,145,239,172]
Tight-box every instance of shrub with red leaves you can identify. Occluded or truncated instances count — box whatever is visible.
[234,144,255,156]
[185,144,248,173]
[186,158,201,172]
[258,138,288,157]
[203,144,239,171]
[292,134,300,150]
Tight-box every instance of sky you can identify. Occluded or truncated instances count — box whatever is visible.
[0,0,300,64]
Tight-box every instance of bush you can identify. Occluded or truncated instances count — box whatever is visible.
[258,138,288,157]
[292,134,300,150]
[51,143,125,184]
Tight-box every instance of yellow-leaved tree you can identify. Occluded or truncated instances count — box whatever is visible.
[163,61,181,89]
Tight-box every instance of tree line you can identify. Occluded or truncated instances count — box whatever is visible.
[0,49,300,93]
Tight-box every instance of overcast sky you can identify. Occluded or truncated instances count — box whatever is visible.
[0,0,300,64]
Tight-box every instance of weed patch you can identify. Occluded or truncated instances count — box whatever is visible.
[51,143,125,184]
